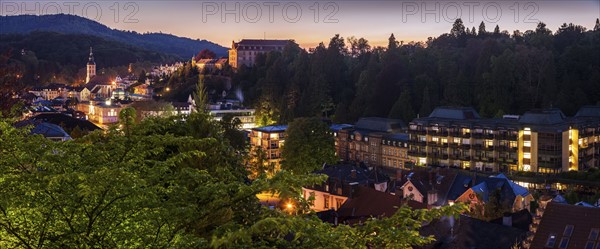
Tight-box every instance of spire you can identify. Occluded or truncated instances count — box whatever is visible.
[88,47,95,65]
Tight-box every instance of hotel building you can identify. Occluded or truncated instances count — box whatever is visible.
[407,106,600,173]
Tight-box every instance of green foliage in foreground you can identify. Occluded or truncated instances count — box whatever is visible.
[0,113,466,248]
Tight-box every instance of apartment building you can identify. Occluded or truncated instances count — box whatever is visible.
[407,106,600,173]
[335,117,408,169]
[249,125,287,172]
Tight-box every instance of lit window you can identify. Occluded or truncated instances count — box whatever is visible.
[524,128,531,135]
[524,141,531,147]
[524,153,531,159]
[546,234,557,248]
[523,164,531,171]
[323,195,330,209]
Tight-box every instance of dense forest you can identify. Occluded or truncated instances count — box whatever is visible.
[234,19,600,125]
[0,32,181,85]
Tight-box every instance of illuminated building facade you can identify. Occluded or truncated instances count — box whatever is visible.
[335,117,408,169]
[228,39,292,69]
[249,125,288,172]
[407,106,600,173]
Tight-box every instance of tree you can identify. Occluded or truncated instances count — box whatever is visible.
[451,18,466,37]
[194,49,216,61]
[595,18,600,31]
[478,21,487,36]
[493,25,500,36]
[281,117,337,174]
[388,90,415,123]
[388,33,399,50]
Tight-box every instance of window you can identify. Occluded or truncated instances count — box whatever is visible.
[558,237,569,249]
[587,229,600,249]
[564,225,574,236]
[323,195,330,209]
[546,234,557,248]
[589,228,599,240]
[585,241,595,249]
[336,198,344,209]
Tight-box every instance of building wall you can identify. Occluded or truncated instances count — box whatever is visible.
[401,181,424,203]
[382,144,409,169]
[249,130,285,172]
[302,188,347,212]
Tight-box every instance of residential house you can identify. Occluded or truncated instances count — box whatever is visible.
[447,173,534,213]
[393,168,458,208]
[525,202,600,249]
[302,164,389,212]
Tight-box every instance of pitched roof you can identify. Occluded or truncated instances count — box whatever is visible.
[419,215,528,249]
[235,39,292,47]
[31,122,71,139]
[252,125,288,133]
[428,107,481,120]
[518,108,566,125]
[29,113,100,132]
[354,117,406,132]
[446,173,528,204]
[530,202,600,249]
[575,106,600,117]
[337,186,403,220]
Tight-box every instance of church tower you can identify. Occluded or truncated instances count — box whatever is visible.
[86,47,96,83]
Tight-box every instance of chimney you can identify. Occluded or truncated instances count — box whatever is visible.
[502,213,513,227]
[396,169,402,180]
[427,190,438,206]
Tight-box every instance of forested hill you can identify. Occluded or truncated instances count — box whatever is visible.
[237,20,600,124]
[0,32,181,84]
[0,14,228,58]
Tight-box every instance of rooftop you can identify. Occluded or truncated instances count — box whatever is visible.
[518,108,566,125]
[530,202,600,249]
[419,215,528,249]
[355,117,406,132]
[252,125,288,133]
[428,107,481,120]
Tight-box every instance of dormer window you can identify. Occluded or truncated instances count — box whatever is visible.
[546,234,557,248]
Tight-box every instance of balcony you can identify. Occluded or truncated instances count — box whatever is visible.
[414,130,426,135]
[409,151,427,157]
[459,155,471,161]
[472,133,484,139]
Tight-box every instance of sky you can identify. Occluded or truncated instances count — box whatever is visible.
[2,0,599,48]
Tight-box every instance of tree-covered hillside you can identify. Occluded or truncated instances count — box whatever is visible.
[235,19,600,123]
[0,32,180,85]
[0,14,228,58]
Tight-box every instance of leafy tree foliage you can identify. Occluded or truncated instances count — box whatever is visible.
[281,117,337,174]
[194,49,217,61]
[1,113,467,248]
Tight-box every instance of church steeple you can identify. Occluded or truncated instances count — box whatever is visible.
[86,47,96,83]
[87,47,95,65]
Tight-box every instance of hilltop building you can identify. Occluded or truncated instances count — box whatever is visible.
[228,39,293,69]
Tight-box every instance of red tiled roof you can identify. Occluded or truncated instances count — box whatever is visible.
[530,202,600,249]
[337,186,403,221]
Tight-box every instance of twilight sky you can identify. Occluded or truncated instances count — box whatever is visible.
[2,0,599,48]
